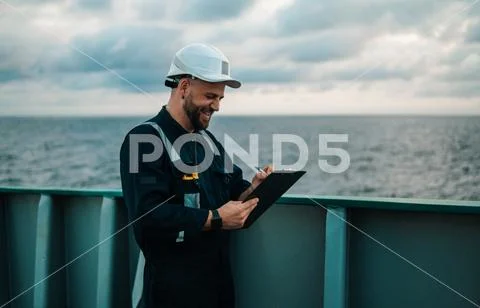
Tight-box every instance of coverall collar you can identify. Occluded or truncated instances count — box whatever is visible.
[157,105,197,135]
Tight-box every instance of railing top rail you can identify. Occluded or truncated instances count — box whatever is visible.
[280,194,480,214]
[0,186,478,214]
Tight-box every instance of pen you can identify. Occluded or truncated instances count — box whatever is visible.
[255,166,267,174]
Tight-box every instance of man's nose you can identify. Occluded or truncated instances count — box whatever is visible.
[211,99,220,111]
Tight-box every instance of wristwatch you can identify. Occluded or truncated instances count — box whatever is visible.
[211,209,223,230]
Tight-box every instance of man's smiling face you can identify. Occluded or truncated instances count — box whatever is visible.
[183,78,225,130]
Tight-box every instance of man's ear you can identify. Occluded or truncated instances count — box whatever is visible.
[179,78,190,99]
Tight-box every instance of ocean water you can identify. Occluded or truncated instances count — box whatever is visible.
[0,115,479,201]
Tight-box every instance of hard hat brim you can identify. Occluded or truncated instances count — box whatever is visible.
[197,73,241,89]
[165,70,242,89]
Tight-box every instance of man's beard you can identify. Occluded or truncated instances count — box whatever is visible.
[183,94,214,131]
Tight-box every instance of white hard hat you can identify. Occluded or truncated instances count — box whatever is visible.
[165,43,241,89]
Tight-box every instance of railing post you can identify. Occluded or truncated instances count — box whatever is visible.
[0,196,10,306]
[323,207,347,308]
[96,197,117,308]
[33,194,54,308]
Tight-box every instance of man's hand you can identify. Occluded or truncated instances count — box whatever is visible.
[217,198,259,230]
[251,164,274,189]
[237,164,274,202]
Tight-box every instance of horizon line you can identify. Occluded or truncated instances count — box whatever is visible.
[1,113,480,118]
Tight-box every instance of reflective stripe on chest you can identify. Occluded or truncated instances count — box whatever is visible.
[142,122,220,242]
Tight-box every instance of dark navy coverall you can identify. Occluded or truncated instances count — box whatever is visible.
[119,105,250,307]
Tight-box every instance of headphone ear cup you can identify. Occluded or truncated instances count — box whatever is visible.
[165,79,178,88]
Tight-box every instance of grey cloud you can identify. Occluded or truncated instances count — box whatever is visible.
[443,45,478,64]
[134,1,167,20]
[37,26,180,92]
[181,0,254,22]
[466,22,480,42]
[0,23,53,83]
[235,67,303,83]
[70,0,111,10]
[6,0,60,4]
[51,70,168,93]
[275,0,454,36]
[418,81,480,98]
[136,0,254,22]
[440,67,480,82]
[0,46,23,83]
[442,82,480,98]
[290,45,355,62]
[0,23,181,93]
[433,62,480,83]
[0,69,24,83]
[1,0,478,100]
[101,69,168,92]
[276,31,367,63]
[5,0,108,9]
[420,44,480,98]
[321,66,416,81]
[205,23,275,45]
[67,26,178,72]
[436,45,480,82]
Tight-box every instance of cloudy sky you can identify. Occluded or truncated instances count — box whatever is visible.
[1,0,479,116]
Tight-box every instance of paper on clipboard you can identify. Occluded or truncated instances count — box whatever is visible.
[242,170,306,228]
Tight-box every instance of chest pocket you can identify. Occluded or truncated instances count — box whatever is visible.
[179,159,201,209]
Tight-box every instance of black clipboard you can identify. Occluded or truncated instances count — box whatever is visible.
[242,170,306,228]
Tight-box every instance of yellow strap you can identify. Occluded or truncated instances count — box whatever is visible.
[182,172,199,180]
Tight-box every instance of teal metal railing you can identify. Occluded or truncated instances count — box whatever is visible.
[1,186,479,308]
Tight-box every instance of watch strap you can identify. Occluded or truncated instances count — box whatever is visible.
[211,209,222,230]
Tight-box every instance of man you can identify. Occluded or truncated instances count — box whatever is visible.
[119,43,273,307]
